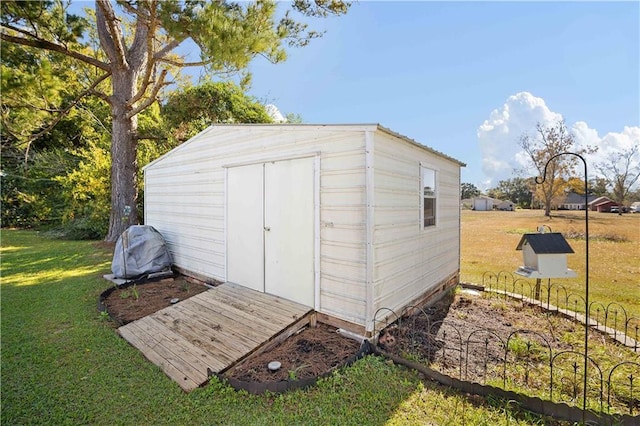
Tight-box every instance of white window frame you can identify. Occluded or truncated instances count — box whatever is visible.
[420,164,438,230]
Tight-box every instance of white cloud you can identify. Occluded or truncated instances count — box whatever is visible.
[477,92,562,189]
[265,104,286,123]
[477,92,640,190]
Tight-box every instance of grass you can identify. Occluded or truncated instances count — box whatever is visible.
[460,209,640,320]
[1,229,567,425]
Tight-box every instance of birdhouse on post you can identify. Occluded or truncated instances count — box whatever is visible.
[515,232,577,279]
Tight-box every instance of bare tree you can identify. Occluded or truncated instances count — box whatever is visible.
[596,145,640,214]
[519,121,595,216]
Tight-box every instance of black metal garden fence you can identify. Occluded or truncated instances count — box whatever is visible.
[481,270,639,351]
[373,282,639,418]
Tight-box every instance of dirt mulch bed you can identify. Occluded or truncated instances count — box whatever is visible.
[223,322,363,383]
[378,290,639,384]
[100,277,208,325]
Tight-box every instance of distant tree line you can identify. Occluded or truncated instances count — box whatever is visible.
[461,121,640,213]
[1,78,278,238]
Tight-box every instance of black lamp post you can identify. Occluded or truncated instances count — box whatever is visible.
[535,152,590,414]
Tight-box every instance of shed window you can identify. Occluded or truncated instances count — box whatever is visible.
[421,166,437,228]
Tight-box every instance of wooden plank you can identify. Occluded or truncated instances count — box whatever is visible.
[152,302,252,365]
[197,288,292,322]
[214,289,309,323]
[217,283,309,317]
[191,292,285,334]
[174,300,267,348]
[199,290,299,328]
[201,287,310,327]
[118,324,199,392]
[119,321,207,391]
[135,316,226,375]
[216,283,309,315]
[150,307,243,366]
[118,282,316,392]
[189,292,282,332]
[123,320,206,386]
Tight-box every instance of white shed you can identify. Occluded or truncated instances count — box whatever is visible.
[472,195,494,211]
[143,124,465,334]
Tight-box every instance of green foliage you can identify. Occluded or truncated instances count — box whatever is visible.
[1,1,87,45]
[1,5,95,151]
[162,81,273,141]
[1,23,110,235]
[1,147,76,228]
[506,334,547,362]
[53,138,111,239]
[461,182,481,199]
[588,177,609,197]
[285,112,304,123]
[487,177,534,208]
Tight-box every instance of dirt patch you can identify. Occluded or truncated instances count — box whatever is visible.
[377,290,638,386]
[101,277,208,325]
[224,323,362,383]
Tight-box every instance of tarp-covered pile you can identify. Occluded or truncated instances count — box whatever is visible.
[111,225,172,279]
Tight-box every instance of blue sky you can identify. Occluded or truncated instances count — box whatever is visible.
[239,1,639,189]
[70,1,639,190]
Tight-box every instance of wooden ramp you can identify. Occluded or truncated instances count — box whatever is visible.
[118,283,312,391]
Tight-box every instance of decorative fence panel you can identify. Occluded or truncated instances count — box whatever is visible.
[373,279,640,419]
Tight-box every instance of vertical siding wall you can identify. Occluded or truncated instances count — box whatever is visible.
[371,131,461,320]
[144,125,369,326]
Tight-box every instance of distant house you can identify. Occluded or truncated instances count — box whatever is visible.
[496,200,515,211]
[472,195,515,211]
[592,199,620,213]
[472,195,494,211]
[559,192,605,210]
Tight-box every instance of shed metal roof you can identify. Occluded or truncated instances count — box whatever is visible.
[144,123,466,170]
[515,233,574,254]
[563,192,600,205]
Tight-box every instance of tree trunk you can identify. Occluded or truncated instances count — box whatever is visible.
[105,70,139,242]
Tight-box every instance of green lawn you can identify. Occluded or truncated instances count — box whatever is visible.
[1,230,558,425]
[460,209,640,321]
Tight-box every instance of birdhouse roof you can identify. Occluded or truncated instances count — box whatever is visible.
[515,233,574,254]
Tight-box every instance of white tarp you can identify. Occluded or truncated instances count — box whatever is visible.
[111,225,172,279]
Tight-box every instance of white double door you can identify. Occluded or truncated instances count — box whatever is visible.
[227,157,315,307]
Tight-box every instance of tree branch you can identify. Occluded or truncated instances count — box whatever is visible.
[156,56,209,67]
[127,69,169,118]
[153,38,183,60]
[128,2,156,108]
[0,30,110,71]
[128,1,152,69]
[96,0,129,69]
[21,71,112,167]
[90,89,112,105]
